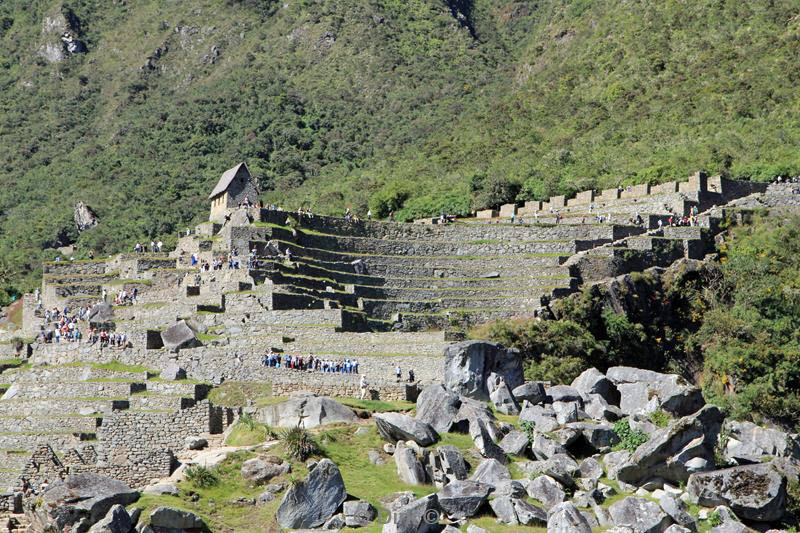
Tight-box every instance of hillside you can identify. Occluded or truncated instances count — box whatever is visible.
[0,0,799,299]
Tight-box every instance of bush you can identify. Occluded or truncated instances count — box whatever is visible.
[185,465,219,488]
[281,426,321,462]
[613,419,649,452]
[648,410,671,428]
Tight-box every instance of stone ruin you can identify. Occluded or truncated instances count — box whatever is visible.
[0,164,797,528]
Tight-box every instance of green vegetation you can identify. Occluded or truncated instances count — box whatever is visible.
[648,410,671,428]
[613,419,649,452]
[184,465,219,488]
[225,414,276,446]
[336,398,414,413]
[0,0,798,301]
[207,381,276,408]
[280,426,321,462]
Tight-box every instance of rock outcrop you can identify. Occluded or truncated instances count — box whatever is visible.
[375,412,439,446]
[443,341,523,400]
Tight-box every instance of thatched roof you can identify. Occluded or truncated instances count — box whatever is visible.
[208,162,251,199]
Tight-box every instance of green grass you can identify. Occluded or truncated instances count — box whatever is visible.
[196,333,222,342]
[207,382,277,408]
[336,398,415,413]
[224,421,273,447]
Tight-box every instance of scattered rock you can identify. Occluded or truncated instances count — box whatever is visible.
[384,443,396,455]
[470,458,510,486]
[394,442,427,485]
[367,450,385,465]
[548,385,584,404]
[149,507,206,530]
[415,384,462,433]
[512,381,547,405]
[547,502,593,533]
[616,405,723,485]
[382,493,440,533]
[658,494,697,531]
[375,412,438,447]
[608,496,673,532]
[88,504,131,533]
[527,475,566,507]
[469,417,507,463]
[241,458,290,485]
[142,483,178,496]
[443,341,523,400]
[572,367,620,405]
[276,459,347,529]
[606,366,704,417]
[29,474,139,533]
[489,375,520,415]
[426,445,469,487]
[436,480,492,519]
[343,500,377,527]
[532,431,569,460]
[687,462,787,522]
[184,437,207,450]
[323,513,346,529]
[499,429,529,456]
[723,420,800,465]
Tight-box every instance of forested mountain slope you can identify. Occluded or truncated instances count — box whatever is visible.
[0,0,798,298]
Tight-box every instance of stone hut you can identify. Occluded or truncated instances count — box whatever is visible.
[208,162,258,222]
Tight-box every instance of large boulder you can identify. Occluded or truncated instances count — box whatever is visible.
[527,475,566,507]
[686,463,787,522]
[276,459,347,529]
[520,404,559,433]
[394,443,427,485]
[343,500,378,527]
[469,417,507,463]
[499,430,530,456]
[426,445,469,488]
[149,507,207,530]
[256,393,358,429]
[723,420,800,465]
[453,397,503,441]
[608,497,673,532]
[606,366,705,417]
[547,502,593,533]
[87,302,114,324]
[28,474,139,533]
[415,384,462,434]
[375,412,438,446]
[489,375,520,415]
[572,367,620,405]
[658,494,697,531]
[88,504,131,533]
[513,382,547,405]
[382,494,440,533]
[616,405,723,485]
[489,496,546,526]
[443,341,523,400]
[470,458,510,486]
[160,320,198,351]
[436,480,492,519]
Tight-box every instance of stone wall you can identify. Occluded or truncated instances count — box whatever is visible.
[271,379,414,401]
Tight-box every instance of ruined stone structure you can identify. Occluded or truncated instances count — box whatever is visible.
[2,165,796,503]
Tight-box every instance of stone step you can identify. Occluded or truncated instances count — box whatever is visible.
[128,394,196,411]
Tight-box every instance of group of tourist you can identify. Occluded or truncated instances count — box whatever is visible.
[110,287,138,306]
[38,306,88,343]
[133,241,163,253]
[87,328,128,349]
[261,353,360,374]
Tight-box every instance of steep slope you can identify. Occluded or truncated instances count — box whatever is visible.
[0,0,798,298]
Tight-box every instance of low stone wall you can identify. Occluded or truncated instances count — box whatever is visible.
[0,492,21,513]
[271,379,414,402]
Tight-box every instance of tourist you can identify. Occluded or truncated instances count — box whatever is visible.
[367,209,372,220]
[157,241,163,252]
[395,365,401,383]
[359,375,368,400]
[408,369,415,383]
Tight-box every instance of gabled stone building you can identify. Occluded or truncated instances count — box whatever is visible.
[208,162,258,222]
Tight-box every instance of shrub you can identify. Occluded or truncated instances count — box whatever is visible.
[648,410,671,428]
[613,419,649,452]
[185,465,218,488]
[520,420,535,442]
[707,510,722,527]
[281,426,321,462]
